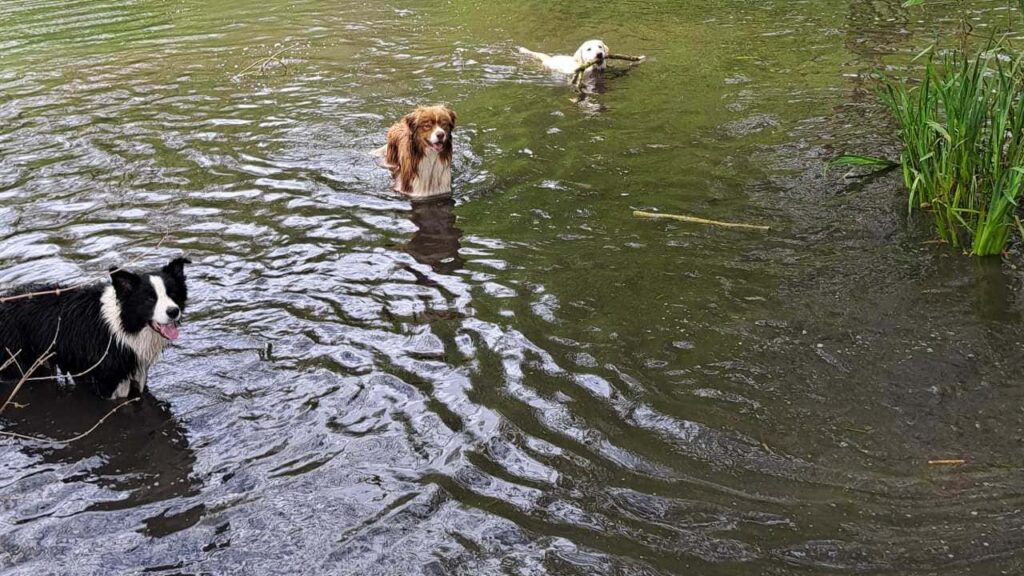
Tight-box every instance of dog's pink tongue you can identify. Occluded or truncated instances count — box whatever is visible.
[157,323,180,341]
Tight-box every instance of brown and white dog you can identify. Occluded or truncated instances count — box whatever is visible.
[374,105,457,198]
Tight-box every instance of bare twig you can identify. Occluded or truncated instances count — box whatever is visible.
[0,351,54,414]
[0,398,140,445]
[235,44,299,78]
[23,333,113,383]
[5,347,25,379]
[0,349,21,374]
[0,233,171,304]
[607,54,645,62]
[571,53,646,88]
[0,317,60,414]
[633,210,771,231]
[0,326,117,427]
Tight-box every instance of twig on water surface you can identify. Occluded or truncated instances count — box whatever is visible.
[0,398,140,445]
[633,210,771,231]
[0,325,135,445]
[1,321,116,417]
[235,43,300,78]
[0,233,171,304]
[0,349,21,374]
[0,317,60,414]
[0,351,54,414]
[928,459,966,466]
[22,334,113,384]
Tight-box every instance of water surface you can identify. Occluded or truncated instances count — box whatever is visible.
[2,1,1024,574]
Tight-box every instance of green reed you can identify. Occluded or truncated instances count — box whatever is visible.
[881,49,1024,255]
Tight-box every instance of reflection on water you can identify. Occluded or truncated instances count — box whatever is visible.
[972,257,1020,322]
[572,61,645,109]
[0,383,200,536]
[1,0,1024,575]
[401,196,464,274]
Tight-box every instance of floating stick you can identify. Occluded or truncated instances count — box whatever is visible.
[633,210,771,231]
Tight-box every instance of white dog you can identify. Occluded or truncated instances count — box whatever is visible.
[518,40,610,75]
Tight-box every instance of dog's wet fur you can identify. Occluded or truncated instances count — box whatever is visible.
[518,39,610,75]
[0,257,190,399]
[376,105,457,198]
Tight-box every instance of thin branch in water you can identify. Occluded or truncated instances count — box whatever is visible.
[633,210,771,231]
[0,349,21,374]
[0,317,60,414]
[24,333,113,383]
[0,398,140,445]
[0,351,54,414]
[1,327,116,420]
[571,53,646,89]
[5,347,25,380]
[235,44,299,78]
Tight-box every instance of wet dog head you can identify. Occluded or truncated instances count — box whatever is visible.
[403,105,457,154]
[108,257,191,341]
[574,39,609,70]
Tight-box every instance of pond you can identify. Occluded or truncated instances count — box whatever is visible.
[2,0,1024,574]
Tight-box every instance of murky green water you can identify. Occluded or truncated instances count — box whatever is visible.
[2,1,1024,574]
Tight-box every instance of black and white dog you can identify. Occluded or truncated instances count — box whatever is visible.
[0,257,190,399]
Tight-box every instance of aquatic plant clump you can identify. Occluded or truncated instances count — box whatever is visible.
[882,49,1024,256]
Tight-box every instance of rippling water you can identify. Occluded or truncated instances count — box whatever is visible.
[2,1,1024,574]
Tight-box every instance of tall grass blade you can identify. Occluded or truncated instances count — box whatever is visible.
[878,44,1024,256]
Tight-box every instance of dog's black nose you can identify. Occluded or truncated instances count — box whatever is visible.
[167,306,180,320]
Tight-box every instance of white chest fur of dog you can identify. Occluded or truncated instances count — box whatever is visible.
[100,275,174,398]
[409,149,452,198]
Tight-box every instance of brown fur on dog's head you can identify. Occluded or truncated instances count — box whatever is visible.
[384,105,457,194]
[404,105,457,154]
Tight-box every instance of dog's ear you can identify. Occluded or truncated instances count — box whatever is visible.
[109,267,141,295]
[573,45,586,63]
[445,106,457,126]
[162,257,191,279]
[403,111,419,131]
